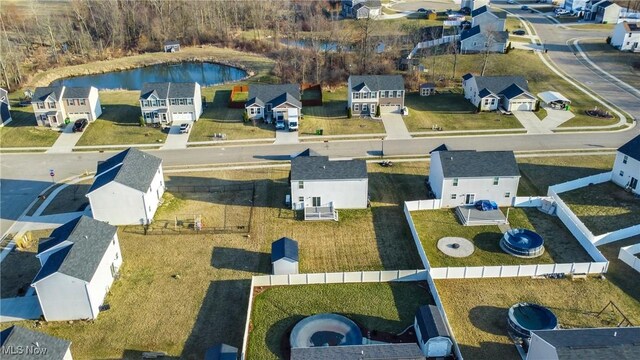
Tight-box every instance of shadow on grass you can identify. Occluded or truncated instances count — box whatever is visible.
[458,341,519,360]
[473,232,504,254]
[2,107,37,127]
[405,93,475,113]
[99,104,142,126]
[211,246,270,273]
[468,305,510,336]
[120,350,179,360]
[598,237,640,306]
[518,162,613,195]
[0,248,40,297]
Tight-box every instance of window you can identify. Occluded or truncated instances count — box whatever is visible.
[493,177,499,185]
[484,99,490,105]
[298,196,304,202]
[371,92,377,98]
[187,98,193,105]
[299,181,304,189]
[354,104,360,111]
[623,155,628,164]
[266,104,272,112]
[620,170,624,177]
[354,93,360,99]
[115,252,119,260]
[392,91,397,98]
[250,108,255,115]
[363,92,368,99]
[397,91,403,98]
[179,99,185,105]
[37,102,45,109]
[505,192,511,198]
[170,99,177,106]
[48,102,56,109]
[113,238,116,245]
[80,99,86,106]
[312,197,321,207]
[66,99,74,106]
[451,194,457,199]
[362,104,368,112]
[490,99,496,105]
[381,91,386,98]
[159,100,166,106]
[453,178,459,186]
[257,108,261,114]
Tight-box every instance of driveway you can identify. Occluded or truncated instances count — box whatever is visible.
[382,113,412,139]
[512,111,553,134]
[274,129,299,144]
[0,296,42,322]
[46,125,83,154]
[161,121,190,150]
[541,106,576,129]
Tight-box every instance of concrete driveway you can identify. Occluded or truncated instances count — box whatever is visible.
[274,129,299,144]
[512,111,553,134]
[0,296,42,322]
[382,113,412,139]
[541,107,576,128]
[46,124,83,154]
[161,121,190,150]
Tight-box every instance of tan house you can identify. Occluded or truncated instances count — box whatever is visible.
[347,75,405,115]
[32,86,102,128]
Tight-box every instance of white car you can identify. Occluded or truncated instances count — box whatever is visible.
[507,0,515,4]
[179,123,191,134]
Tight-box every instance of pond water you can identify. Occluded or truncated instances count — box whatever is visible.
[280,38,351,52]
[50,62,247,90]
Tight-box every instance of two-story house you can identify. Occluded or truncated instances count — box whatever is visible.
[347,75,405,116]
[0,87,11,124]
[612,135,639,195]
[245,84,301,122]
[461,0,490,11]
[471,5,507,31]
[139,82,202,125]
[460,25,509,54]
[462,73,537,111]
[591,0,621,23]
[611,21,640,52]
[32,86,102,128]
[342,0,382,19]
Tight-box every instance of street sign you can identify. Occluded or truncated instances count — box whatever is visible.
[49,169,55,182]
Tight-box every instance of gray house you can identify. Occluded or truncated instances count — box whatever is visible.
[0,87,11,124]
[347,75,405,115]
[291,343,424,360]
[0,325,72,359]
[414,305,453,358]
[163,40,180,52]
[342,0,382,19]
[589,0,622,23]
[245,84,301,122]
[460,25,508,54]
[271,237,299,275]
[527,327,640,360]
[31,86,102,128]
[462,74,537,111]
[139,82,202,125]
[471,5,506,31]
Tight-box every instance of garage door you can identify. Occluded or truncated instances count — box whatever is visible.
[172,112,194,121]
[381,105,400,114]
[512,101,533,111]
[67,112,90,121]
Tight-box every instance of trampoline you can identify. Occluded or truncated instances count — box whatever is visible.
[290,313,363,348]
[500,228,545,258]
[508,303,558,338]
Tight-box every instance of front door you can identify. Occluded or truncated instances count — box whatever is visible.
[312,197,321,207]
[465,193,475,205]
[630,177,638,190]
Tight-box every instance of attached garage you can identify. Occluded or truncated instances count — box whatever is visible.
[172,112,194,121]
[67,112,91,121]
[509,101,535,111]
[380,104,401,114]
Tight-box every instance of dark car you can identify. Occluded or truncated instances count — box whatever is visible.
[512,29,526,35]
[72,118,88,132]
[521,5,529,10]
[417,8,427,13]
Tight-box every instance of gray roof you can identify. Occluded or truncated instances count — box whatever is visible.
[290,343,424,360]
[0,88,7,103]
[353,0,382,10]
[204,343,238,360]
[532,327,640,360]
[32,216,117,283]
[272,237,299,262]
[88,148,162,193]
[618,134,640,160]
[62,86,92,99]
[415,304,450,343]
[349,75,404,92]
[290,156,368,181]
[461,25,481,40]
[33,86,64,102]
[246,84,301,108]
[164,40,180,46]
[140,82,197,100]
[435,150,520,178]
[0,326,71,360]
[473,75,529,95]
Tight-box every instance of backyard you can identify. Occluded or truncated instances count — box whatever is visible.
[246,282,432,359]
[0,229,51,298]
[0,92,60,148]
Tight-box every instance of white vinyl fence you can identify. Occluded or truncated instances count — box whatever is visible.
[404,203,431,269]
[405,199,442,211]
[548,172,612,194]
[430,262,608,279]
[619,243,640,273]
[511,196,548,208]
[252,270,428,286]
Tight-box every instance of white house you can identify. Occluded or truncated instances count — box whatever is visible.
[414,305,453,358]
[527,327,640,360]
[612,134,640,194]
[0,325,72,359]
[462,73,537,111]
[564,0,589,12]
[429,150,521,208]
[245,84,301,122]
[460,25,509,54]
[290,155,368,210]
[31,216,122,321]
[139,82,202,125]
[611,21,640,52]
[592,0,622,23]
[342,0,382,19]
[271,237,299,275]
[461,0,490,11]
[347,75,405,115]
[1,87,11,124]
[86,148,165,225]
[471,5,506,31]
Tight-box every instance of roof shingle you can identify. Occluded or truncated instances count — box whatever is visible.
[349,75,404,92]
[290,156,367,181]
[0,325,71,360]
[436,150,520,178]
[88,148,162,193]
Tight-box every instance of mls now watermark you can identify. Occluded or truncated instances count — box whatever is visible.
[1,345,49,356]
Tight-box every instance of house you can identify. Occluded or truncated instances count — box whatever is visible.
[429,150,521,208]
[290,343,424,360]
[86,148,165,225]
[163,40,180,52]
[462,73,537,111]
[290,155,368,211]
[31,216,122,321]
[414,305,453,358]
[271,237,299,275]
[564,0,589,12]
[612,134,640,194]
[139,82,202,125]
[526,327,640,360]
[204,343,238,360]
[592,0,622,23]
[245,84,301,122]
[0,325,72,359]
[460,25,508,54]
[32,86,102,128]
[420,83,436,96]
[347,75,405,115]
[461,0,490,11]
[611,21,640,52]
[342,0,382,19]
[471,5,507,31]
[0,87,11,124]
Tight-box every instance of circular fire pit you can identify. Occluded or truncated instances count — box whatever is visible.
[437,237,474,258]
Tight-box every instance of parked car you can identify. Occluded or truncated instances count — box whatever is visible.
[287,119,299,132]
[179,123,191,134]
[521,5,529,10]
[512,29,526,35]
[417,8,427,13]
[507,0,515,4]
[275,118,285,130]
[72,118,88,132]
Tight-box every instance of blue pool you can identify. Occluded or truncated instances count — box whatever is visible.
[501,228,545,258]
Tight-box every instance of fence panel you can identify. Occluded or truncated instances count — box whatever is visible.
[519,265,538,277]
[548,172,611,194]
[344,272,362,283]
[289,274,308,285]
[464,267,483,278]
[594,224,640,246]
[619,244,640,273]
[404,203,430,270]
[307,273,326,284]
[512,196,548,207]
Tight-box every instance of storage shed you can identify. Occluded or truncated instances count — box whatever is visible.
[420,83,436,96]
[163,40,180,52]
[414,304,453,358]
[271,237,299,275]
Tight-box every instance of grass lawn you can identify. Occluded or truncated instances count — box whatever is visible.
[76,91,167,146]
[0,230,51,298]
[412,207,593,267]
[566,23,616,31]
[404,91,523,132]
[505,16,526,33]
[300,87,385,136]
[41,181,91,215]
[231,91,248,102]
[247,282,432,359]
[533,106,548,120]
[574,39,640,89]
[0,93,60,148]
[509,35,531,43]
[561,181,640,235]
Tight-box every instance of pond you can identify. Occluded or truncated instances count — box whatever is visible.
[280,38,351,52]
[50,62,248,90]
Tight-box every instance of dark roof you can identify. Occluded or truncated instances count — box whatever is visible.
[416,304,450,343]
[622,22,640,32]
[0,326,71,360]
[33,86,64,102]
[598,1,614,8]
[353,0,382,10]
[1,102,10,122]
[460,25,481,40]
[272,237,299,262]
[88,148,162,193]
[140,82,197,100]
[349,75,404,92]
[618,135,640,160]
[478,88,496,98]
[290,156,368,181]
[247,84,301,108]
[500,83,531,99]
[38,216,82,254]
[420,82,436,88]
[462,73,473,81]
[436,150,520,178]
[204,343,238,360]
[62,86,92,99]
[430,144,449,154]
[471,5,488,16]
[32,216,117,283]
[532,327,640,359]
[290,343,424,360]
[164,40,180,46]
[473,75,529,95]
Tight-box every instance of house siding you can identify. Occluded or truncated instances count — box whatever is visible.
[471,13,505,31]
[86,233,122,318]
[347,77,405,115]
[272,258,298,275]
[461,33,507,53]
[140,83,202,124]
[612,151,640,195]
[34,273,92,321]
[429,154,444,198]
[611,23,640,51]
[439,176,520,208]
[64,88,102,122]
[291,178,368,210]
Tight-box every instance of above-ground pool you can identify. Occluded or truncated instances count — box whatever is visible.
[508,303,558,338]
[500,228,545,258]
[290,313,363,348]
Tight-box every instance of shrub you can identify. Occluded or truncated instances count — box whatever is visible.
[242,110,250,123]
[606,36,612,45]
[375,105,381,117]
[139,116,145,127]
[347,107,352,119]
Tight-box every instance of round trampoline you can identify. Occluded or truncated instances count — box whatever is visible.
[500,229,545,258]
[437,237,475,258]
[508,303,558,338]
[290,313,363,348]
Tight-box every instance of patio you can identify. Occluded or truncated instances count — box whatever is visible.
[456,206,508,226]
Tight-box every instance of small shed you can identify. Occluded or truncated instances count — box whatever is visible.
[163,40,180,53]
[204,343,238,360]
[414,304,453,358]
[420,83,436,96]
[271,237,299,275]
[537,91,571,109]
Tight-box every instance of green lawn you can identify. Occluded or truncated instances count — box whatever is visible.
[566,23,616,31]
[573,39,640,89]
[412,207,593,267]
[0,93,60,148]
[247,282,432,359]
[505,16,526,33]
[231,91,248,102]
